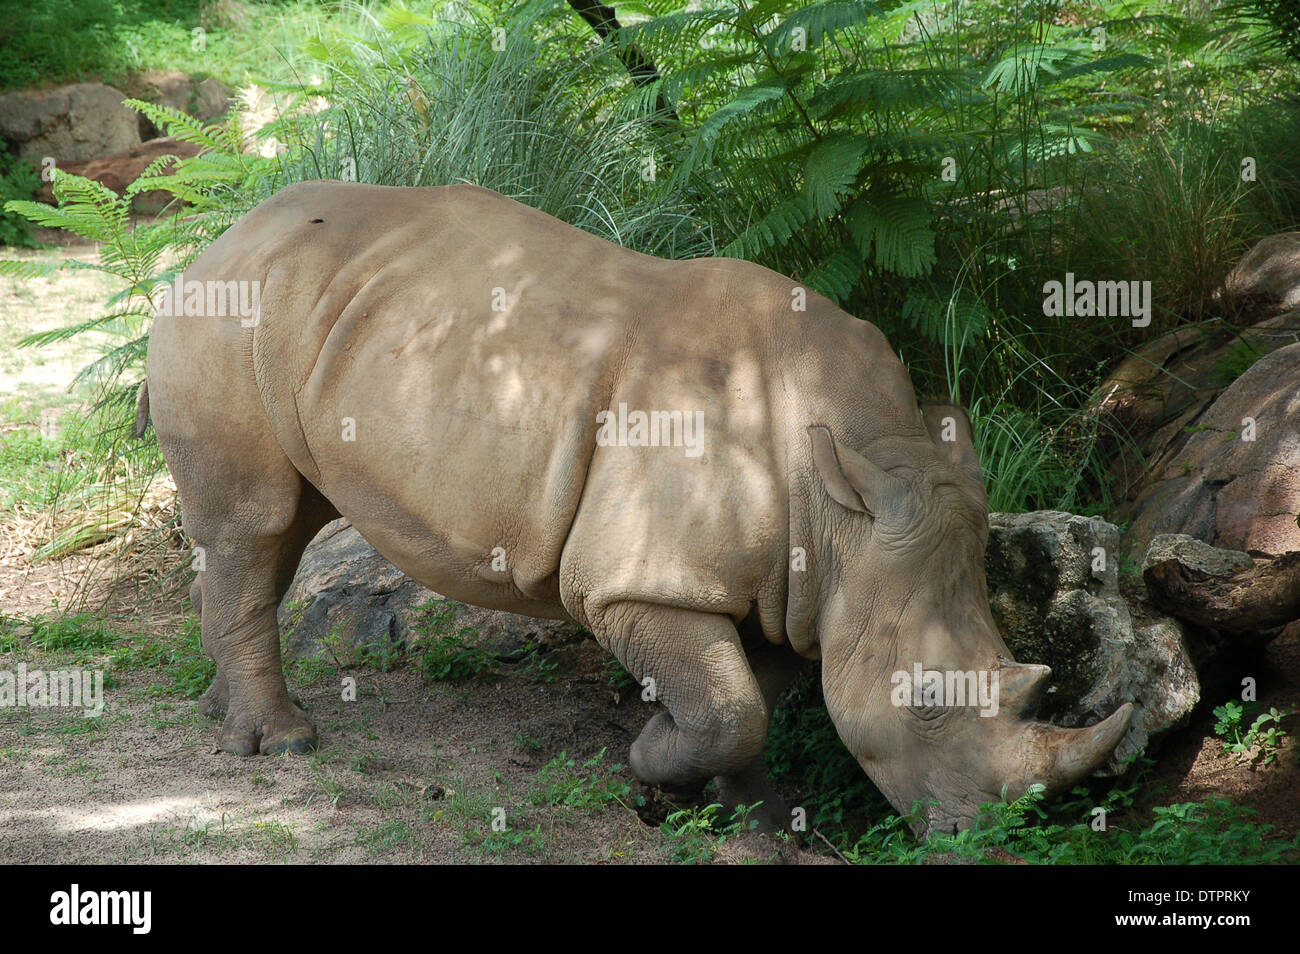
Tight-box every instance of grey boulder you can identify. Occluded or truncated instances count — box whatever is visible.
[277,519,584,660]
[985,511,1199,771]
[0,83,141,162]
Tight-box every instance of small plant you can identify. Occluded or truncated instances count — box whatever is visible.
[111,615,215,698]
[0,612,119,658]
[532,749,634,811]
[355,819,418,856]
[477,824,546,857]
[517,642,558,683]
[1213,701,1293,766]
[350,751,383,775]
[514,732,542,752]
[842,781,1300,865]
[0,152,40,247]
[408,599,496,683]
[661,802,758,864]
[605,658,640,697]
[1213,337,1265,388]
[412,633,497,683]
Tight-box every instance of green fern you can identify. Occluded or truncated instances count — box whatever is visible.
[0,101,279,567]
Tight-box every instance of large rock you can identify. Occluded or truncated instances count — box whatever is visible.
[1217,232,1300,315]
[193,78,232,123]
[278,520,584,660]
[132,71,196,140]
[0,83,140,162]
[129,72,234,139]
[1121,342,1300,557]
[1141,533,1295,653]
[985,511,1199,770]
[1142,533,1254,580]
[1095,233,1300,559]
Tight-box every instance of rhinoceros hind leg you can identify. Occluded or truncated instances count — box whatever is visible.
[175,448,335,756]
[199,669,228,720]
[594,603,768,790]
[188,573,229,719]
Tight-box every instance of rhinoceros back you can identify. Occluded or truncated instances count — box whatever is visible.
[183,181,868,622]
[195,181,659,615]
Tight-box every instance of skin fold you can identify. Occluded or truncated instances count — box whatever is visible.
[144,180,1131,835]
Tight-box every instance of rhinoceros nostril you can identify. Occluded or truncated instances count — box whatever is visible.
[309,218,324,224]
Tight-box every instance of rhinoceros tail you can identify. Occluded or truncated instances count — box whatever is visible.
[133,380,150,438]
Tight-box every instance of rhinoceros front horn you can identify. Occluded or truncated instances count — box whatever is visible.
[1023,703,1135,790]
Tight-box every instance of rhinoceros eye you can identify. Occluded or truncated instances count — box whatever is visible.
[908,703,950,722]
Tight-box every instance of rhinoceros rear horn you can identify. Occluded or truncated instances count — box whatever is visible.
[1026,703,1135,790]
[807,424,910,517]
[919,402,984,490]
[998,661,1052,717]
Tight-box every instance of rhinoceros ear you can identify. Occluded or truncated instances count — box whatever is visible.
[919,402,984,489]
[807,425,909,516]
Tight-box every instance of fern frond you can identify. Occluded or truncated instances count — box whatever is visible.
[803,133,868,217]
[845,194,937,277]
[123,99,226,152]
[18,310,154,349]
[802,243,863,303]
[720,194,815,259]
[764,0,881,56]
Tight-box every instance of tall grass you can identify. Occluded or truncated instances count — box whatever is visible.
[275,3,712,257]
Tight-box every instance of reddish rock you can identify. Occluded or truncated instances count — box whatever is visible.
[36,137,202,212]
[1095,234,1300,558]
[1122,342,1300,556]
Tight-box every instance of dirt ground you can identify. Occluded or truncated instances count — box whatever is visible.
[1,233,124,428]
[0,556,840,864]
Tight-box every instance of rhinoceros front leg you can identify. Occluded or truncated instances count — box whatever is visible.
[593,603,769,790]
[712,641,811,832]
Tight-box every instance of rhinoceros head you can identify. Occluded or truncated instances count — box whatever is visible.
[807,406,1132,835]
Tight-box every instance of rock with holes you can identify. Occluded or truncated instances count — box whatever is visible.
[985,511,1199,770]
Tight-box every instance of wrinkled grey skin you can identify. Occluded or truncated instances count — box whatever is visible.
[142,181,1131,836]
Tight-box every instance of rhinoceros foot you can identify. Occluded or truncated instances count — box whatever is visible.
[216,695,318,756]
[200,671,305,726]
[714,758,792,834]
[199,671,228,720]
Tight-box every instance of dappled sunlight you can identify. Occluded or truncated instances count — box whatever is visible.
[6,793,210,833]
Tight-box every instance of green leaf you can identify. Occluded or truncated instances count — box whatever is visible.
[845,194,936,277]
[803,133,868,218]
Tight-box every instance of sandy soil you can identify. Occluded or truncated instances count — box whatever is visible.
[0,559,828,864]
[1,235,123,429]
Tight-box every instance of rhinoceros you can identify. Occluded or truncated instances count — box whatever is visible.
[140,180,1131,834]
